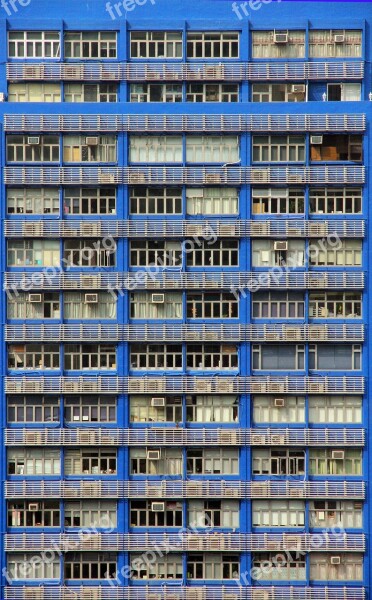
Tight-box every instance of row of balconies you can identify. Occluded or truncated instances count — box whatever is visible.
[4,324,365,344]
[4,428,365,447]
[3,166,365,186]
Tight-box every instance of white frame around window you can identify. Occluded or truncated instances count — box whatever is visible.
[8,31,61,59]
[252,291,305,319]
[130,448,183,475]
[130,240,182,267]
[7,395,60,424]
[130,30,183,59]
[8,343,60,370]
[309,500,362,529]
[252,500,305,527]
[252,187,304,214]
[188,500,240,528]
[186,448,239,475]
[130,343,183,370]
[64,187,116,215]
[308,395,362,424]
[8,448,61,475]
[64,552,117,580]
[7,187,60,215]
[186,343,238,370]
[7,135,60,163]
[8,500,60,528]
[130,395,182,423]
[309,448,362,476]
[252,447,305,476]
[129,136,183,163]
[131,553,183,579]
[309,239,362,267]
[252,83,306,103]
[310,552,363,582]
[251,30,306,59]
[186,395,239,423]
[252,552,306,581]
[8,82,61,102]
[252,344,305,371]
[186,135,239,163]
[187,292,239,319]
[7,292,60,320]
[186,187,238,215]
[309,344,361,371]
[309,291,362,319]
[187,240,239,267]
[309,30,362,58]
[252,395,305,424]
[130,187,182,214]
[63,135,117,163]
[130,500,183,527]
[64,292,117,319]
[64,239,116,267]
[252,135,305,163]
[309,187,362,214]
[65,448,117,475]
[64,500,117,528]
[130,83,182,103]
[187,31,239,59]
[64,396,117,423]
[64,343,116,370]
[327,83,361,101]
[64,83,118,102]
[186,83,239,102]
[130,292,182,319]
[187,553,240,580]
[252,239,305,268]
[64,31,117,59]
[7,553,60,580]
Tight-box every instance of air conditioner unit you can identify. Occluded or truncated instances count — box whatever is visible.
[330,555,341,565]
[151,501,165,511]
[25,432,42,444]
[274,32,288,43]
[205,174,221,184]
[24,66,42,79]
[252,435,266,444]
[81,222,99,236]
[252,591,271,600]
[332,450,345,460]
[284,535,302,549]
[219,224,236,237]
[251,169,269,183]
[274,241,288,251]
[147,450,161,460]
[28,503,40,511]
[289,487,304,497]
[311,135,323,145]
[285,327,302,340]
[151,293,165,304]
[81,589,101,600]
[28,293,42,303]
[151,397,165,407]
[85,136,99,146]
[334,34,345,43]
[271,434,285,445]
[27,136,40,145]
[84,293,98,304]
[81,275,99,288]
[288,174,302,183]
[0,92,5,102]
[274,398,285,408]
[292,84,306,93]
[196,380,212,392]
[250,222,269,236]
[25,590,43,600]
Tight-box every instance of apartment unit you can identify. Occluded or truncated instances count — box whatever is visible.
[0,0,370,598]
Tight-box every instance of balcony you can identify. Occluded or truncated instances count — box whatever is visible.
[4,166,365,186]
[4,480,365,500]
[4,428,365,448]
[4,113,366,134]
[4,376,365,395]
[4,324,365,344]
[4,220,365,239]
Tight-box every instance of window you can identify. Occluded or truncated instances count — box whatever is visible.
[252,83,306,103]
[63,135,117,162]
[130,31,182,59]
[252,448,305,475]
[252,292,305,319]
[8,31,60,58]
[309,395,362,424]
[130,448,183,475]
[8,344,60,370]
[130,395,182,423]
[130,500,182,527]
[309,30,362,58]
[64,292,116,319]
[187,292,238,319]
[187,344,238,370]
[64,344,116,370]
[186,135,239,163]
[186,448,239,475]
[65,31,117,58]
[65,449,117,475]
[64,83,118,102]
[188,500,239,528]
[65,552,117,579]
[252,135,305,162]
[7,240,60,267]
[187,31,239,58]
[309,344,361,371]
[8,501,60,527]
[309,500,362,529]
[131,553,183,579]
[7,395,60,423]
[252,553,305,581]
[327,83,361,101]
[310,553,363,581]
[7,188,60,215]
[186,395,239,423]
[130,292,182,319]
[309,448,362,475]
[186,187,238,215]
[64,187,116,215]
[309,292,362,319]
[251,30,305,59]
[65,501,117,528]
[8,83,61,102]
[64,396,117,423]
[310,135,362,162]
[130,343,183,370]
[7,553,60,580]
[7,135,60,162]
[252,396,305,424]
[130,240,181,267]
[252,240,305,267]
[252,344,305,371]
[187,83,239,102]
[187,553,240,580]
[64,240,116,267]
[8,448,60,475]
[130,187,182,214]
[187,240,239,267]
[309,239,362,267]
[252,188,304,214]
[309,187,362,214]
[8,292,60,319]
[130,83,182,102]
[252,500,305,527]
[129,136,182,163]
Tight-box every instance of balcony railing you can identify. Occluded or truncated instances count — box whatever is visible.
[4,427,364,447]
[4,532,365,553]
[4,271,365,292]
[4,219,365,239]
[4,479,365,500]
[5,376,365,395]
[6,60,365,82]
[3,166,365,186]
[4,113,366,133]
[4,324,365,343]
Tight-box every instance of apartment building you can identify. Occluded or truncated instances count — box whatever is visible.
[0,0,370,598]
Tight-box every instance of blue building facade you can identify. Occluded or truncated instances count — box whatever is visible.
[0,0,370,598]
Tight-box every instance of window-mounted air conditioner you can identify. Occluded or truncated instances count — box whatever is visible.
[334,34,345,43]
[292,84,306,93]
[274,398,285,408]
[27,136,40,145]
[151,397,165,407]
[84,293,98,304]
[330,555,341,565]
[28,503,40,511]
[151,293,165,304]
[274,32,288,43]
[85,136,99,146]
[311,135,323,145]
[147,450,161,460]
[151,501,165,511]
[274,241,288,251]
[331,450,344,460]
[28,293,42,303]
